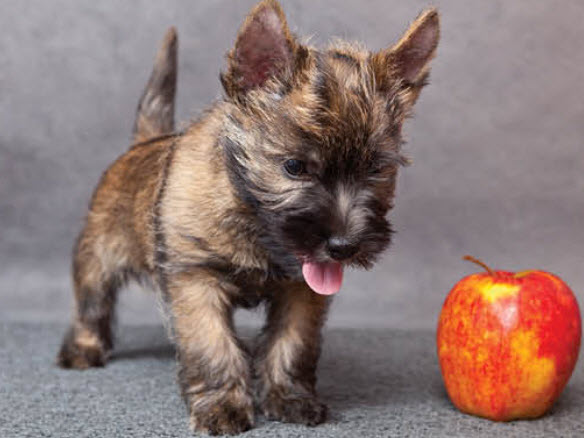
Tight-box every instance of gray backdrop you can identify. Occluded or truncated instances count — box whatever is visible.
[1,0,583,329]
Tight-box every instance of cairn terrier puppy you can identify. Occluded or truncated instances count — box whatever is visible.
[57,1,439,434]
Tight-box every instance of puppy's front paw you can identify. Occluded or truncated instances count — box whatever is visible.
[189,391,254,436]
[261,390,328,426]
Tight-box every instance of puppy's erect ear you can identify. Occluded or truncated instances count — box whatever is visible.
[221,0,305,99]
[373,9,439,106]
[391,8,439,83]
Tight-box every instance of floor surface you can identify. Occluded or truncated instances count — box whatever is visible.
[1,323,582,437]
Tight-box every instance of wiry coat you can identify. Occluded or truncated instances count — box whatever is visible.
[57,1,439,435]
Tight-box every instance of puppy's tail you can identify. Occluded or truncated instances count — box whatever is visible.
[132,27,178,144]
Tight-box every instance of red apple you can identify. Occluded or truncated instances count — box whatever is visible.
[437,256,581,421]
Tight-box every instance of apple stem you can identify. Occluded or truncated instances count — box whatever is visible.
[463,255,495,276]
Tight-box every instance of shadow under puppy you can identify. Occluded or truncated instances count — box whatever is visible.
[57,0,439,434]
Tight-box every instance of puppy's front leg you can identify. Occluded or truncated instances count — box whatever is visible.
[256,282,330,425]
[168,271,254,435]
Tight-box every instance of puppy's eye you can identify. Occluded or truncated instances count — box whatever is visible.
[283,159,305,177]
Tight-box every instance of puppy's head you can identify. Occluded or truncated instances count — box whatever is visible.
[221,0,439,294]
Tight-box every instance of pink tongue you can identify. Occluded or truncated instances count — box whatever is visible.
[302,261,344,295]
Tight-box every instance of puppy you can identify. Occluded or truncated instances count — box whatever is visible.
[57,1,439,434]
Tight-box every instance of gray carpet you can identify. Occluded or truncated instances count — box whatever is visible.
[1,323,582,438]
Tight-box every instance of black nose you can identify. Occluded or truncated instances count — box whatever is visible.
[326,237,358,261]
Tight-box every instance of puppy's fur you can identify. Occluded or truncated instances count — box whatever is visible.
[57,1,439,434]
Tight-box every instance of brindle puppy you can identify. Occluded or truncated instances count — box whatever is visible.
[57,1,439,434]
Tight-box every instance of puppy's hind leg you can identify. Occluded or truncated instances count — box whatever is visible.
[57,226,130,369]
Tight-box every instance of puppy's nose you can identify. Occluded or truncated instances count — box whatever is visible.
[326,237,358,261]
